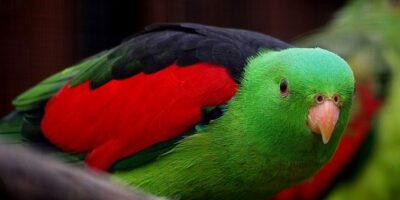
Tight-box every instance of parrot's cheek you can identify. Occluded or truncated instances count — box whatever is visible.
[306,100,339,144]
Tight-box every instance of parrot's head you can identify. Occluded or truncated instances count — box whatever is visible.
[232,48,355,164]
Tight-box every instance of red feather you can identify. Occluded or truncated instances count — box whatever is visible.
[41,63,237,170]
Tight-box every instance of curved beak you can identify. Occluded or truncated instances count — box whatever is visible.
[307,100,340,144]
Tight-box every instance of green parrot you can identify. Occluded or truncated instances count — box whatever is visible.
[0,23,355,199]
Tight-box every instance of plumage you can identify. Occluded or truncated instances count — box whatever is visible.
[1,23,355,199]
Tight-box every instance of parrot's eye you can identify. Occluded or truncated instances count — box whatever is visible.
[279,79,288,97]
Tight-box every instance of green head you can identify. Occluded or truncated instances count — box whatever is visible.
[231,48,355,164]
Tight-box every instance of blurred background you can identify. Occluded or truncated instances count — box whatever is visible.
[1,0,400,199]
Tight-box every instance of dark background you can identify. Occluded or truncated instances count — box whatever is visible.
[0,0,345,115]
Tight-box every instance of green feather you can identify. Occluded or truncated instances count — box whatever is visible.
[112,128,197,171]
[12,54,97,112]
[112,106,225,171]
[0,112,86,164]
[0,112,26,145]
[69,51,114,87]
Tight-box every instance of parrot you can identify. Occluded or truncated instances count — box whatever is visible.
[0,23,355,199]
[273,0,399,199]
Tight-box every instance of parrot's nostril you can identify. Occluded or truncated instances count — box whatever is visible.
[333,95,340,104]
[315,95,324,104]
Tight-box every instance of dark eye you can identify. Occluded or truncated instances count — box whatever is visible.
[279,79,288,96]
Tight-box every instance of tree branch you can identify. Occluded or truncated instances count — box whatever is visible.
[0,144,166,200]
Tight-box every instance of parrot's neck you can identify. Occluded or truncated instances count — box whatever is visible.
[203,109,329,191]
[114,109,331,200]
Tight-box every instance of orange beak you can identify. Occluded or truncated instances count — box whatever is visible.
[307,100,340,144]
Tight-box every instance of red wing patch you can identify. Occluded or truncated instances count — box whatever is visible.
[41,63,238,170]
